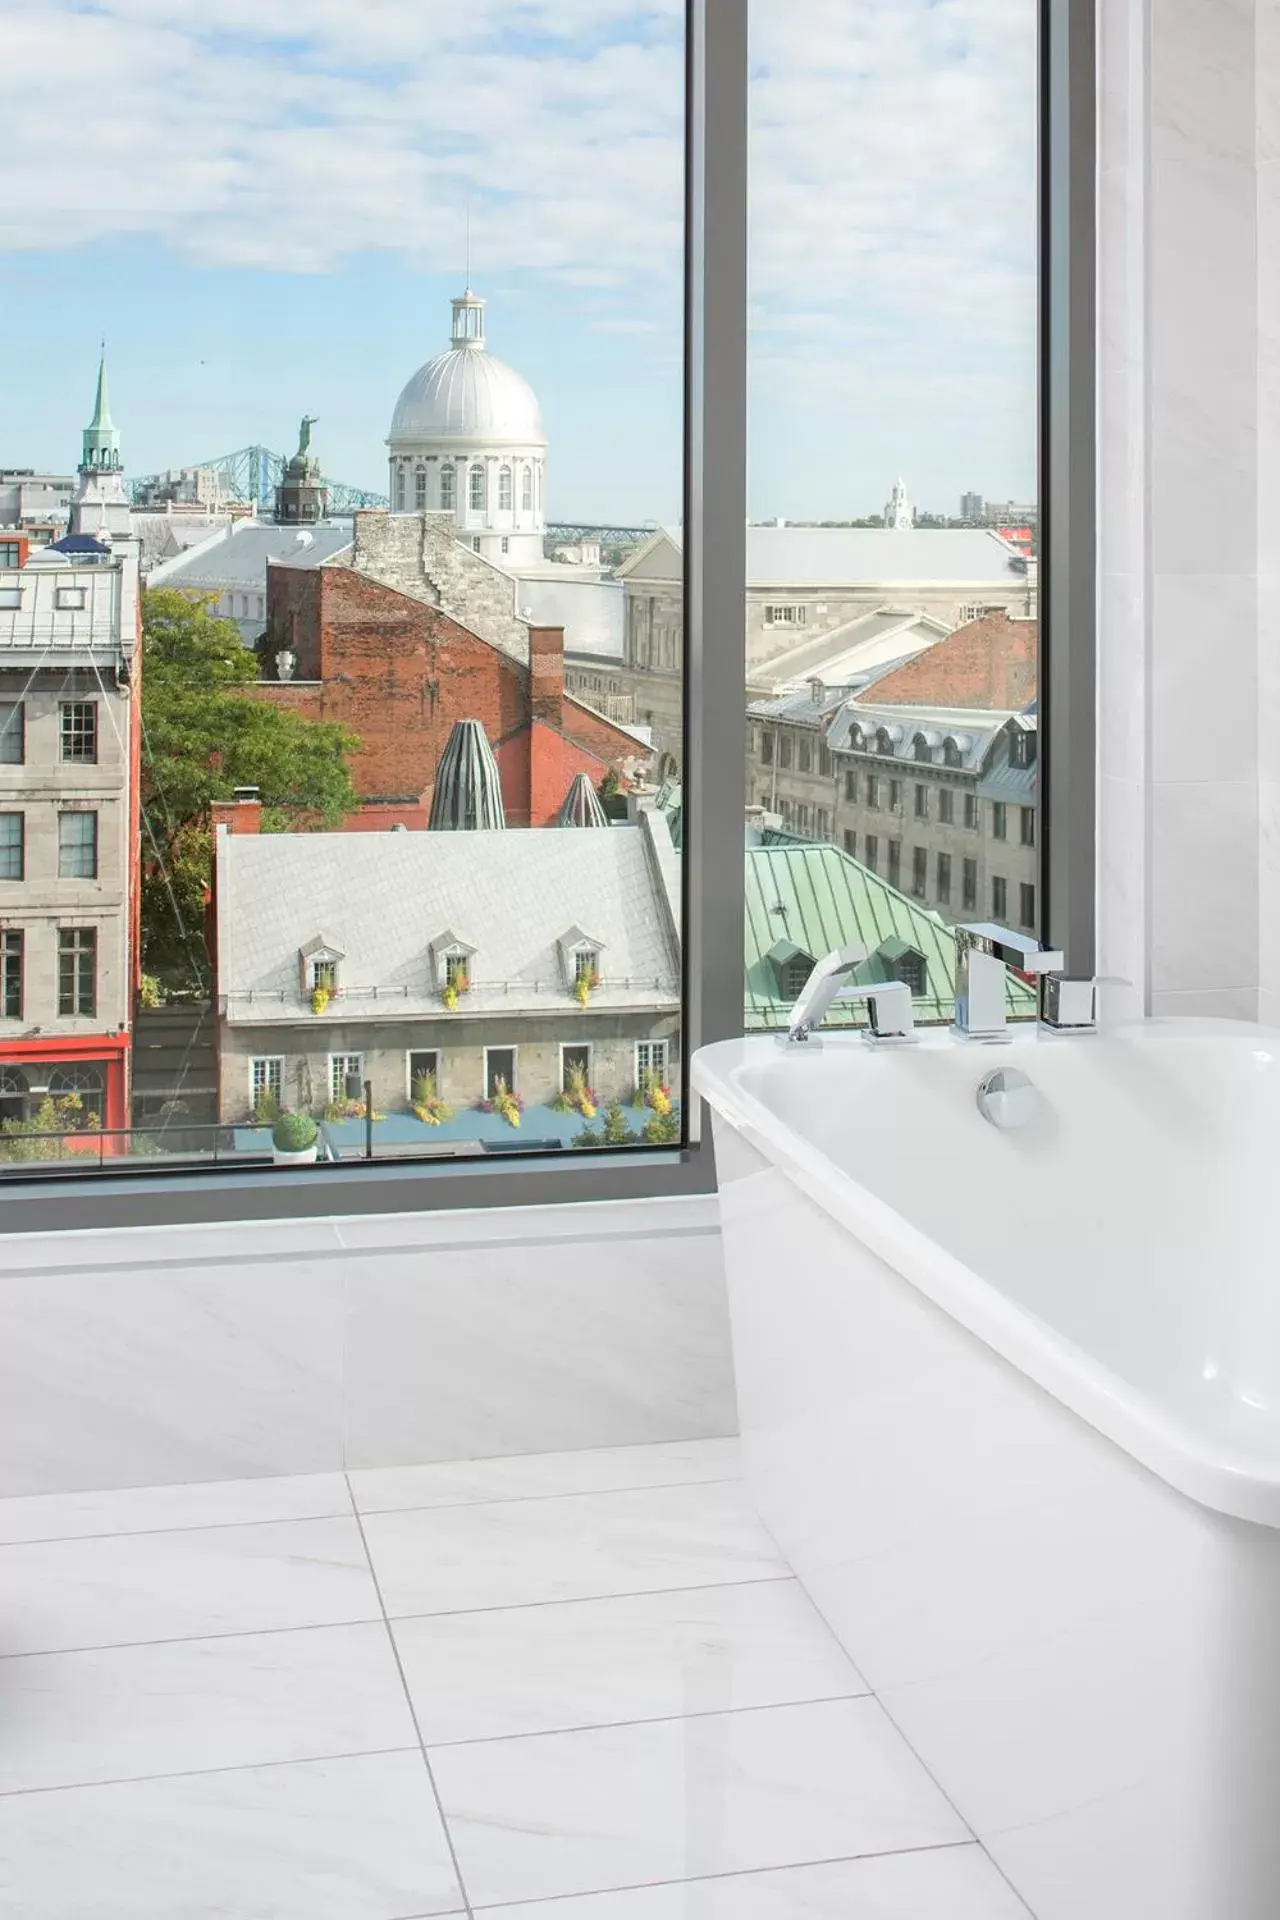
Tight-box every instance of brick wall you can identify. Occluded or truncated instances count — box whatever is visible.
[256,563,645,829]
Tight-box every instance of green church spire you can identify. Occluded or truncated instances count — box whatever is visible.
[82,351,122,474]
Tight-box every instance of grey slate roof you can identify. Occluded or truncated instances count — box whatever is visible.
[216,823,680,1025]
[624,526,1025,587]
[148,520,354,592]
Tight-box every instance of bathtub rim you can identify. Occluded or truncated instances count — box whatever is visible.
[694,1018,1280,1529]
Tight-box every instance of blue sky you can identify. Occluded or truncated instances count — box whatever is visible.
[0,0,1037,526]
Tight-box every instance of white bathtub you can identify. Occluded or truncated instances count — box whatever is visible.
[693,1019,1280,1920]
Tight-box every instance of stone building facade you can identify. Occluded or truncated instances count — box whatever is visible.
[212,816,682,1127]
[747,612,1040,930]
[615,524,1036,768]
[0,451,142,1140]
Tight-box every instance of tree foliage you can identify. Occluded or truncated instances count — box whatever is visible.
[140,591,360,987]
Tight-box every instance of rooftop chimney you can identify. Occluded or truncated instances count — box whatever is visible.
[529,625,565,730]
[211,789,263,834]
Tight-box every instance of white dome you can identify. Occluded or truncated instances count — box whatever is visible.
[389,333,545,448]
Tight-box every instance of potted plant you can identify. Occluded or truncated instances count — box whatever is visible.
[411,1071,453,1126]
[573,968,602,1009]
[310,985,331,1016]
[441,968,469,1012]
[272,1111,319,1166]
[478,1075,523,1128]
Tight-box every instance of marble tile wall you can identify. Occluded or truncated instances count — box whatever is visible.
[0,1195,736,1498]
[1100,0,1268,1017]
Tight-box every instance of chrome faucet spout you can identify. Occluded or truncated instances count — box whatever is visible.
[953,923,1066,1042]
[785,945,916,1045]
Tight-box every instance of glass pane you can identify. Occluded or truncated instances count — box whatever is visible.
[747,1,1039,1034]
[6,5,686,1173]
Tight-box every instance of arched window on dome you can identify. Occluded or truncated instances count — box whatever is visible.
[394,471,406,512]
[414,466,428,511]
[469,465,486,512]
[522,465,533,512]
[440,464,455,511]
[498,466,513,512]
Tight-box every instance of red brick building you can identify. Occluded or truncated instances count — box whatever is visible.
[250,563,647,829]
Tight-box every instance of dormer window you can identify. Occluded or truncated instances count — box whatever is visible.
[766,939,816,1003]
[56,587,86,611]
[1009,727,1037,769]
[429,929,479,993]
[943,737,964,769]
[876,936,929,999]
[876,727,895,757]
[557,925,605,992]
[913,734,932,764]
[298,935,346,1003]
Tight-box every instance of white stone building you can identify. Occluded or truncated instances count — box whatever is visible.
[212,813,682,1126]
[0,361,142,1137]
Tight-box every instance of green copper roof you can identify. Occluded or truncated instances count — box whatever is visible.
[82,355,122,472]
[745,836,1036,1030]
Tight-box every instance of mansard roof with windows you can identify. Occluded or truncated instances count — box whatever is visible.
[214,816,680,1026]
[744,839,1034,1031]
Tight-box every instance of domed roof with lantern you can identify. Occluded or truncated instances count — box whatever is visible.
[389,291,546,450]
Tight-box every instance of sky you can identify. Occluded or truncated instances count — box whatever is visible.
[0,0,1038,527]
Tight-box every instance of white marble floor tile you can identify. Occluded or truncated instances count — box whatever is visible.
[364,1482,786,1619]
[0,1472,351,1547]
[430,1697,969,1909]
[395,1579,864,1746]
[0,1623,417,1793]
[484,1848,1030,1916]
[0,1515,379,1655]
[349,1437,742,1516]
[0,1751,464,1920]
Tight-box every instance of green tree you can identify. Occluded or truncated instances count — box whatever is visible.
[140,591,360,988]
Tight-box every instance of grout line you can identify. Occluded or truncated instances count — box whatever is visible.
[0,1614,388,1664]
[346,1471,477,1920]
[412,1690,874,1753]
[0,1221,721,1285]
[0,1503,357,1551]
[0,1448,744,1551]
[0,1745,421,1802]
[382,1571,795,1623]
[741,1505,1036,1920]
[466,1839,981,1911]
[0,1572,800,1665]
[353,1472,745,1522]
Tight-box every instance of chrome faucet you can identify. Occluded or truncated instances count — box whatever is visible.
[953,923,1065,1042]
[785,945,916,1045]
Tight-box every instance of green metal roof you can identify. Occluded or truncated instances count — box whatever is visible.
[745,837,1036,1030]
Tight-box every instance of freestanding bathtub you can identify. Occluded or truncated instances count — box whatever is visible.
[693,1019,1280,1920]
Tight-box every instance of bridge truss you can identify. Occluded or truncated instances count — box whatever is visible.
[128,447,389,514]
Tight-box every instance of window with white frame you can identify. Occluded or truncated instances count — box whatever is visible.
[329,1054,364,1104]
[498,465,513,511]
[395,471,407,510]
[440,464,456,511]
[55,587,86,611]
[407,1049,440,1098]
[469,465,486,511]
[250,1057,283,1110]
[764,604,806,626]
[635,1040,669,1089]
[414,467,428,509]
[0,813,23,881]
[521,464,533,511]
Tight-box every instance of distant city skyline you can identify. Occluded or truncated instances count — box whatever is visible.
[1,0,1038,526]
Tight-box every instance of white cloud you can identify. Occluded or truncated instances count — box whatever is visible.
[0,0,1038,499]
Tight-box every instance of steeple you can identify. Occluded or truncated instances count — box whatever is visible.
[82,352,123,476]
